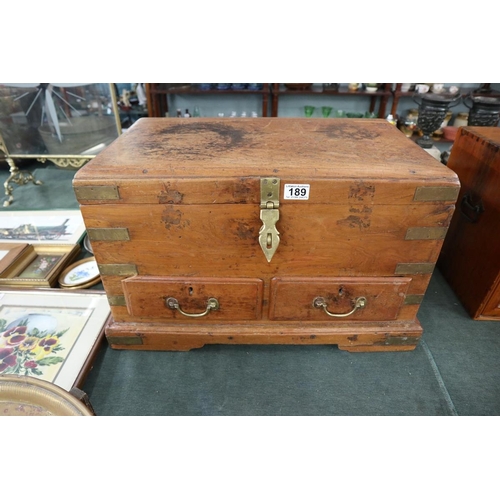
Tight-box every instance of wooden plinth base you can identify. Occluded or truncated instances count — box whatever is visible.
[105,320,423,352]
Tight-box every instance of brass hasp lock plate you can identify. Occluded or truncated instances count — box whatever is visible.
[259,177,280,262]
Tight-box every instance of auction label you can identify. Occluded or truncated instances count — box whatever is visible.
[284,184,310,200]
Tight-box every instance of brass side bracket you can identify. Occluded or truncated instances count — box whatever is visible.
[259,177,280,262]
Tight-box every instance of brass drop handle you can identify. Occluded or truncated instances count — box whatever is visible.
[165,297,219,317]
[313,296,367,317]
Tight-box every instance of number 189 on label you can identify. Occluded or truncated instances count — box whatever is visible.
[284,184,310,200]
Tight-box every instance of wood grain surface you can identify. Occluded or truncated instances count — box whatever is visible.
[74,118,459,204]
[74,118,461,350]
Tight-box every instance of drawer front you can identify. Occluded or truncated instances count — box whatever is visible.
[269,277,411,321]
[122,276,264,321]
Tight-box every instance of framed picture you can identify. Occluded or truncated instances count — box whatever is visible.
[0,244,80,287]
[58,257,101,289]
[0,243,31,275]
[0,84,121,158]
[0,289,111,391]
[0,84,122,207]
[0,210,86,245]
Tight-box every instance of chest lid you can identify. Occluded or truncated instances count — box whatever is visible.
[73,118,459,205]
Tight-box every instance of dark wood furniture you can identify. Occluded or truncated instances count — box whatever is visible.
[145,84,270,118]
[270,83,393,118]
[145,84,498,124]
[73,117,459,352]
[438,127,500,320]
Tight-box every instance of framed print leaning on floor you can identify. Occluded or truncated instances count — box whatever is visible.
[0,244,80,288]
[0,210,86,245]
[0,289,110,391]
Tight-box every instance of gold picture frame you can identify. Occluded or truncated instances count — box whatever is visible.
[0,243,31,275]
[58,257,101,289]
[0,244,80,287]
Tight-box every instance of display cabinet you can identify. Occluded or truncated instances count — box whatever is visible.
[146,83,271,118]
[0,83,121,206]
[270,83,393,118]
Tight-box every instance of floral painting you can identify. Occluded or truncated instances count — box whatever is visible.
[0,305,92,382]
[18,254,61,279]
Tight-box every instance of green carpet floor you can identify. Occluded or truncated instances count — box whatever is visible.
[1,163,499,415]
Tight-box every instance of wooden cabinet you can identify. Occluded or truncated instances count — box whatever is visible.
[144,84,499,125]
[73,117,460,352]
[145,83,391,119]
[438,127,500,320]
[146,83,270,117]
[270,83,393,118]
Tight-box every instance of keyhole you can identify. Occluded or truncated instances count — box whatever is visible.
[188,287,193,296]
[338,287,344,296]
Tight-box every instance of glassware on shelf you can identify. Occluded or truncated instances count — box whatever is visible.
[386,114,398,126]
[321,106,333,118]
[217,112,225,117]
[247,84,263,90]
[407,108,419,123]
[193,106,201,117]
[398,109,418,137]
[398,117,417,137]
[304,106,315,117]
[198,83,213,91]
[365,83,379,93]
[431,83,444,94]
[323,83,339,92]
[334,110,346,118]
[216,84,231,90]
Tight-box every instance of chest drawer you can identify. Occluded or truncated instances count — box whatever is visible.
[122,276,264,321]
[269,277,411,321]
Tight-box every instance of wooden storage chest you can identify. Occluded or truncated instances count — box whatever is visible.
[438,126,500,320]
[73,118,460,351]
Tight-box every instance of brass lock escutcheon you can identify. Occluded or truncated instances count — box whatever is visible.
[259,177,280,262]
